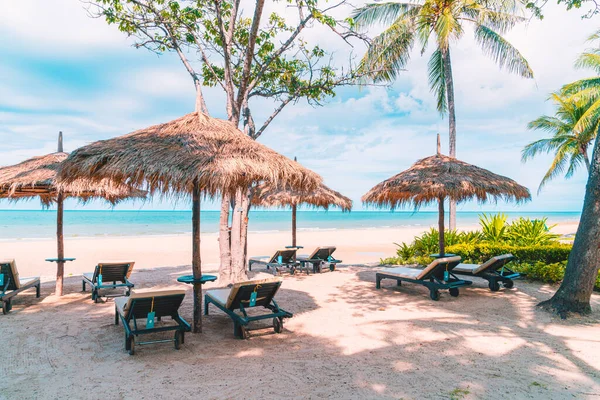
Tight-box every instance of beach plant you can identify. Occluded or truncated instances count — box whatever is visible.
[522,93,598,192]
[446,242,572,264]
[505,217,559,246]
[351,0,533,229]
[479,213,508,243]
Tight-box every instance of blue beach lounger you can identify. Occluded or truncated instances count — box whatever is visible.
[114,289,190,355]
[0,259,40,315]
[453,254,519,291]
[248,249,299,275]
[297,246,342,273]
[376,256,471,301]
[205,277,293,339]
[82,261,135,302]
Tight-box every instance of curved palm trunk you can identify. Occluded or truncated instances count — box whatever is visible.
[582,146,591,173]
[539,136,600,317]
[441,45,457,230]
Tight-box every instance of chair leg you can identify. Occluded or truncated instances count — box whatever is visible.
[204,299,210,315]
[115,308,119,325]
[82,280,86,292]
[36,283,41,298]
[376,276,382,289]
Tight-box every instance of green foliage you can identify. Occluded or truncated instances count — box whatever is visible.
[512,262,567,284]
[506,217,559,245]
[479,213,508,243]
[352,0,533,114]
[522,93,596,192]
[445,243,572,265]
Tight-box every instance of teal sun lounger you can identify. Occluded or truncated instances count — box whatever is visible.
[82,261,135,302]
[0,259,40,315]
[453,254,519,291]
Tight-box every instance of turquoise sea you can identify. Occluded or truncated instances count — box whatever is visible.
[0,210,581,240]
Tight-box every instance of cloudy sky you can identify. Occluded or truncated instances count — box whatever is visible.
[0,0,597,212]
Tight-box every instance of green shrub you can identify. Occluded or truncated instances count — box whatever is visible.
[445,242,572,264]
[506,217,559,246]
[479,213,508,243]
[512,262,567,283]
[380,255,432,266]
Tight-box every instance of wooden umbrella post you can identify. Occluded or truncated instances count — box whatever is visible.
[291,203,297,248]
[438,197,445,257]
[56,131,65,296]
[56,192,65,296]
[192,180,202,333]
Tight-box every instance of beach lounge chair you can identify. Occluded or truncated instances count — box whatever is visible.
[453,254,519,291]
[376,256,471,301]
[114,289,190,355]
[0,259,40,315]
[248,249,300,275]
[204,277,293,339]
[297,246,341,273]
[82,261,135,303]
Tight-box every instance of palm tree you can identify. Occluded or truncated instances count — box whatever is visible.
[522,93,597,192]
[352,0,533,229]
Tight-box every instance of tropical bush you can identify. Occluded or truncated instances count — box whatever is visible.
[445,243,572,265]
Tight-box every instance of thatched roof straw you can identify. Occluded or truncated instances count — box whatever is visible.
[252,182,352,211]
[0,152,145,206]
[362,154,531,209]
[57,112,322,196]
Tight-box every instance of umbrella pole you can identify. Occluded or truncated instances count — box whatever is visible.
[438,197,445,257]
[56,192,65,296]
[291,204,297,247]
[192,181,202,333]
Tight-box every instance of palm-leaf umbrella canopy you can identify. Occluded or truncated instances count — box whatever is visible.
[252,181,352,247]
[0,136,145,297]
[56,112,322,333]
[58,112,321,196]
[363,146,530,256]
[0,152,143,206]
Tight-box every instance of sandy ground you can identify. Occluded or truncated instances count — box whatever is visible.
[0,263,599,400]
[1,222,595,400]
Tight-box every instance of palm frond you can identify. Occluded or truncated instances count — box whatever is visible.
[574,51,600,74]
[428,48,447,115]
[352,2,422,28]
[474,25,533,78]
[358,18,416,82]
[561,77,600,95]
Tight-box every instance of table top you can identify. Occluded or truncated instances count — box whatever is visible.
[177,274,218,284]
[45,258,76,263]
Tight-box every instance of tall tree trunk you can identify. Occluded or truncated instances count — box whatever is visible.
[441,45,457,231]
[538,136,600,317]
[241,191,251,270]
[438,197,445,257]
[191,181,202,333]
[291,204,297,248]
[194,80,209,114]
[56,193,65,296]
[218,193,232,283]
[582,146,591,173]
[230,189,248,282]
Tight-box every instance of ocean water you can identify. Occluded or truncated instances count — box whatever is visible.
[0,210,581,240]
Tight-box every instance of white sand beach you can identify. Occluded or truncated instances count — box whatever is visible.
[1,222,598,400]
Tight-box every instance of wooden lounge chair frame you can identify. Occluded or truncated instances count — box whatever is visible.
[114,291,190,355]
[0,260,40,315]
[453,254,520,291]
[297,246,341,274]
[248,249,300,275]
[82,261,135,303]
[376,256,472,301]
[204,279,293,339]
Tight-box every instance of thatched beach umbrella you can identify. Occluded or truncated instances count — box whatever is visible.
[252,176,352,247]
[57,112,321,333]
[362,137,531,256]
[0,132,145,296]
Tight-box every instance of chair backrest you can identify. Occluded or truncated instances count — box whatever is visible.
[93,261,135,283]
[225,277,283,310]
[0,259,19,290]
[417,256,462,280]
[123,289,185,321]
[308,246,336,261]
[268,249,297,264]
[474,254,515,274]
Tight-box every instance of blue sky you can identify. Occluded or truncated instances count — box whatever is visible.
[0,1,597,212]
